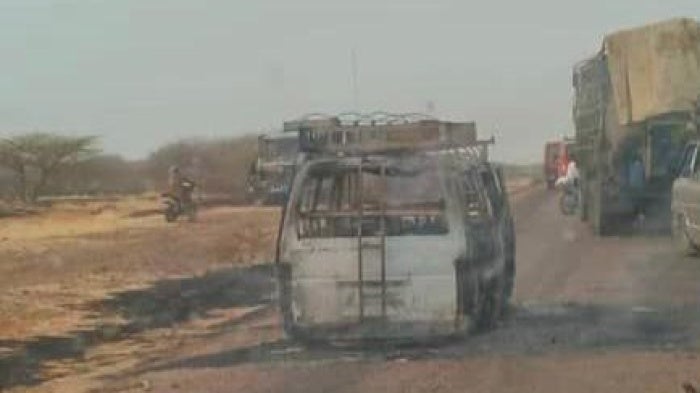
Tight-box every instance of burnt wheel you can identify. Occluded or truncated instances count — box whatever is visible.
[476,275,505,331]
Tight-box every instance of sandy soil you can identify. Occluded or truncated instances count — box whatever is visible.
[93,188,700,393]
[8,181,700,393]
[0,205,279,352]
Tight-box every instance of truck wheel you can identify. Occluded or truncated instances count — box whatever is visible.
[673,213,698,256]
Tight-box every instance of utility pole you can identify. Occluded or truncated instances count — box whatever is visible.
[351,48,359,111]
[426,100,435,115]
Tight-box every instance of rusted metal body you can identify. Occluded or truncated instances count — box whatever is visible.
[573,18,700,234]
[276,114,515,342]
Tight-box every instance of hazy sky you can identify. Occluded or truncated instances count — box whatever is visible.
[0,0,699,162]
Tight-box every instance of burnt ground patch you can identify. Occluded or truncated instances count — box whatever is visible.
[0,264,275,390]
[138,302,700,373]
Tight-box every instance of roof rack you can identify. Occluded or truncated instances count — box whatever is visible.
[283,112,437,132]
[283,113,493,158]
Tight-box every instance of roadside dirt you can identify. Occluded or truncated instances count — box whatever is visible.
[0,205,279,390]
[91,187,699,393]
[114,350,700,393]
[6,180,700,393]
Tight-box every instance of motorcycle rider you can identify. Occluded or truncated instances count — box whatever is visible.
[167,165,195,210]
[555,153,580,214]
[556,153,579,188]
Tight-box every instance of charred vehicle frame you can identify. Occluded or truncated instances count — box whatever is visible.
[275,114,515,343]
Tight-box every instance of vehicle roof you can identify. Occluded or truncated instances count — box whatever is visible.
[260,133,298,141]
[285,112,486,155]
[301,148,490,176]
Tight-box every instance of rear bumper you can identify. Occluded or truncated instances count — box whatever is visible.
[287,319,466,343]
[602,184,671,215]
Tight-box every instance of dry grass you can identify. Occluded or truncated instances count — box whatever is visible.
[0,195,162,242]
[0,205,280,342]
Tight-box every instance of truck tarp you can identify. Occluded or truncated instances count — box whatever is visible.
[604,18,700,125]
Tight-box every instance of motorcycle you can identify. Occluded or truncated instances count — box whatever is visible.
[558,179,579,216]
[162,180,197,222]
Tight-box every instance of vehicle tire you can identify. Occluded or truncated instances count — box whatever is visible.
[476,275,505,331]
[673,213,698,256]
[559,192,577,215]
[164,207,178,223]
[186,204,198,222]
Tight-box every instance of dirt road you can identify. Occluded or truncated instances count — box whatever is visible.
[4,188,700,392]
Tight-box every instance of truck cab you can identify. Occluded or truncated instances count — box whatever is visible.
[246,134,299,205]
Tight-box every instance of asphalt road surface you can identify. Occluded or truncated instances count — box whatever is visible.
[101,188,700,393]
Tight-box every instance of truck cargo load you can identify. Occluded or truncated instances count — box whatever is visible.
[605,18,700,126]
[573,18,700,235]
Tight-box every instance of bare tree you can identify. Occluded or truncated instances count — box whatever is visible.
[147,136,258,201]
[0,141,29,200]
[0,133,99,202]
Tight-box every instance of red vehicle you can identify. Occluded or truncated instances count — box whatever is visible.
[544,140,572,189]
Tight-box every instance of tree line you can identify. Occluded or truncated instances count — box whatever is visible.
[0,133,258,203]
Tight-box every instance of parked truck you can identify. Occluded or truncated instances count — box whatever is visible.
[572,18,700,234]
[245,133,299,205]
[544,139,574,189]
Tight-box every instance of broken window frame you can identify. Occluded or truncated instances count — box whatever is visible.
[295,160,449,239]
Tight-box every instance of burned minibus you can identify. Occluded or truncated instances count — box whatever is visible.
[276,114,515,342]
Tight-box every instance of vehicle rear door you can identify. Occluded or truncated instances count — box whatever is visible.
[544,143,560,184]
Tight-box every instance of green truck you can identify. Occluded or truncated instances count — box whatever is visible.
[572,18,700,234]
[245,133,299,205]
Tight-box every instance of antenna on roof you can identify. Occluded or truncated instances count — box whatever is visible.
[351,48,359,111]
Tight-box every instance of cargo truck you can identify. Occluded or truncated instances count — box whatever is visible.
[544,140,574,189]
[245,133,299,205]
[572,18,700,234]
